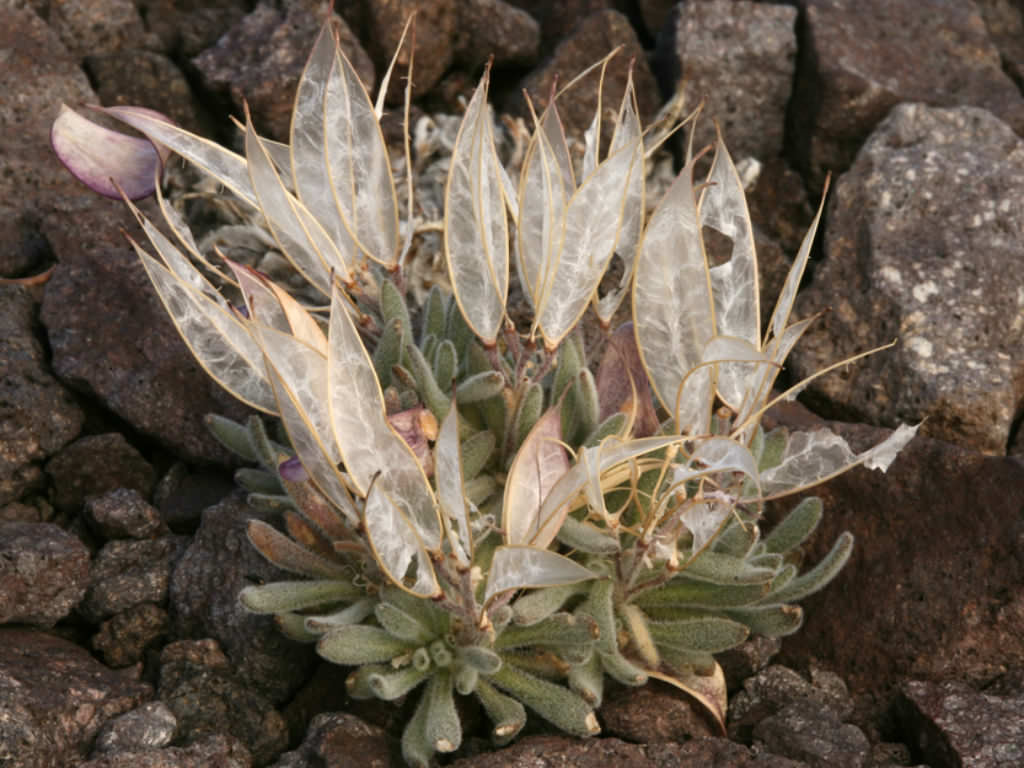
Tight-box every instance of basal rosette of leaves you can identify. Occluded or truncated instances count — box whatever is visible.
[52,13,917,766]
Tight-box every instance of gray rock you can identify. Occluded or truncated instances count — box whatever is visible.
[158,639,288,768]
[455,0,541,70]
[977,0,1024,88]
[507,0,615,50]
[718,634,783,692]
[194,1,374,141]
[0,521,90,627]
[897,680,1024,768]
[80,536,188,622]
[753,702,870,768]
[92,602,170,668]
[0,627,151,768]
[80,734,252,768]
[169,493,317,704]
[657,0,798,162]
[789,104,1024,454]
[46,434,156,515]
[140,0,251,59]
[728,664,855,743]
[85,488,165,540]
[0,286,84,505]
[271,713,390,768]
[92,701,177,754]
[514,10,661,140]
[789,0,1024,188]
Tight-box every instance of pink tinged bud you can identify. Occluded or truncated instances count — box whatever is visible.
[279,456,307,482]
[50,104,174,200]
[387,407,438,477]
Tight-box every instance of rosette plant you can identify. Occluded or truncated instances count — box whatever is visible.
[52,12,915,766]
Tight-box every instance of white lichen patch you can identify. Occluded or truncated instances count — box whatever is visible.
[912,280,940,303]
[879,265,903,285]
[905,336,933,358]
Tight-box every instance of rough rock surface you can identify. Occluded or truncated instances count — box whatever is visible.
[80,535,188,622]
[169,493,317,704]
[91,701,178,755]
[193,1,373,141]
[896,679,1024,768]
[46,433,156,514]
[0,628,152,768]
[789,0,1024,188]
[92,602,171,668]
[789,104,1024,454]
[158,638,288,767]
[0,286,83,505]
[599,681,717,743]
[0,521,90,627]
[368,0,453,103]
[84,487,165,541]
[454,0,541,70]
[657,0,798,161]
[753,703,870,768]
[515,10,661,139]
[79,734,252,768]
[271,712,391,768]
[765,409,1024,705]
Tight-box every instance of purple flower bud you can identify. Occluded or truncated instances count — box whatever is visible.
[278,456,307,482]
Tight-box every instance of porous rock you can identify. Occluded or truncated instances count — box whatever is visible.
[0,285,84,505]
[0,521,90,627]
[169,492,317,704]
[48,0,157,61]
[0,627,151,768]
[194,0,374,140]
[789,0,1024,188]
[365,0,455,103]
[789,104,1024,454]
[80,535,188,622]
[454,0,541,70]
[599,680,717,743]
[896,679,1024,768]
[158,638,288,768]
[47,434,155,515]
[753,702,870,768]
[92,602,170,668]
[656,0,798,162]
[85,487,164,541]
[80,734,251,768]
[92,700,177,754]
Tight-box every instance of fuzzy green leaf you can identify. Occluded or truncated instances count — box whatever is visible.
[316,625,412,665]
[491,663,599,737]
[240,579,361,614]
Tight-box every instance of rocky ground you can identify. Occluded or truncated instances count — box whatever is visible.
[1,0,1023,766]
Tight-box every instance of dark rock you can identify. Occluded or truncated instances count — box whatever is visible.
[365,0,455,103]
[158,638,288,767]
[80,734,252,768]
[271,712,391,768]
[49,0,159,61]
[514,10,661,140]
[193,1,374,140]
[80,535,188,622]
[0,521,90,627]
[764,413,1024,710]
[448,734,809,767]
[40,202,251,467]
[46,434,156,515]
[505,0,615,50]
[753,702,870,768]
[599,680,717,743]
[85,49,207,132]
[789,104,1024,454]
[657,0,798,162]
[140,0,251,59]
[636,0,676,40]
[0,627,151,768]
[719,634,782,693]
[977,0,1024,88]
[728,664,855,743]
[168,493,317,704]
[789,0,1024,189]
[0,5,93,281]
[92,602,170,668]
[92,701,177,754]
[454,0,541,71]
[896,680,1024,768]
[153,464,236,532]
[0,285,84,505]
[85,487,165,540]
[0,497,55,524]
